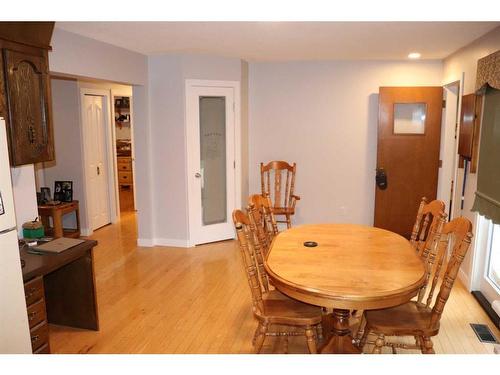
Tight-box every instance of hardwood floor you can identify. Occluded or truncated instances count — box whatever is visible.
[49,214,499,354]
[119,186,135,213]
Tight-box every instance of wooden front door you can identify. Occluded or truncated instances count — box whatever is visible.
[374,87,443,238]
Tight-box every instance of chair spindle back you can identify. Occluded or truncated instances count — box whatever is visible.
[428,217,473,327]
[260,161,296,210]
[410,198,447,257]
[248,194,279,244]
[232,210,265,315]
[414,216,473,326]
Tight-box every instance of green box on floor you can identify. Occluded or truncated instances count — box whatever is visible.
[22,220,45,239]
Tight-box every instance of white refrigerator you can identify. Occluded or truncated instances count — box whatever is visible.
[0,117,31,353]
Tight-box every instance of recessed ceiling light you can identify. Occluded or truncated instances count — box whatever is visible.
[408,52,421,59]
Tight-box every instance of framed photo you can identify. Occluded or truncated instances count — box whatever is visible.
[40,187,51,204]
[54,181,73,202]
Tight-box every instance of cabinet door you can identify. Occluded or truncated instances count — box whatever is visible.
[3,49,54,165]
[458,93,476,159]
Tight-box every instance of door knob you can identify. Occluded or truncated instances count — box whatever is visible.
[376,168,387,190]
[195,172,202,178]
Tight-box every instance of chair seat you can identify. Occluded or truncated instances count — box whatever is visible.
[271,207,295,215]
[365,301,439,336]
[261,290,322,326]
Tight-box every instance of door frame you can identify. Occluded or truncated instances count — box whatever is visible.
[79,88,118,234]
[185,79,241,247]
[472,217,500,303]
[438,81,461,219]
[110,91,137,212]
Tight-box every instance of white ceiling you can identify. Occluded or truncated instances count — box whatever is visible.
[56,22,499,61]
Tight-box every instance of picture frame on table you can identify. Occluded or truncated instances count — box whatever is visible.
[40,187,51,204]
[54,181,73,202]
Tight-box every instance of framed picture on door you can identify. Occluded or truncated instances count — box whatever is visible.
[54,181,73,202]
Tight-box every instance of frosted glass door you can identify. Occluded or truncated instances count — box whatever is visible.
[199,96,227,225]
[186,82,236,245]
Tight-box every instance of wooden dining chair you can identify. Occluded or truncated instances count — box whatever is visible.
[410,197,447,256]
[248,194,279,255]
[233,209,323,354]
[260,161,300,228]
[358,217,473,354]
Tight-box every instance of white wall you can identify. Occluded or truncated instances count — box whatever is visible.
[147,54,242,245]
[249,60,443,226]
[40,79,88,233]
[39,79,133,235]
[50,28,147,85]
[47,27,153,242]
[443,26,500,288]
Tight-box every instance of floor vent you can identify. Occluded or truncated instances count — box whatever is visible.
[470,323,499,344]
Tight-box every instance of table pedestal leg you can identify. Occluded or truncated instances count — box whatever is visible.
[320,309,361,354]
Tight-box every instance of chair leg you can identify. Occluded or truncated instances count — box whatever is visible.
[286,214,292,229]
[282,336,289,354]
[253,322,268,354]
[358,325,370,350]
[354,313,366,343]
[252,325,260,346]
[304,326,317,354]
[316,323,323,342]
[421,336,435,354]
[414,335,421,348]
[372,334,385,354]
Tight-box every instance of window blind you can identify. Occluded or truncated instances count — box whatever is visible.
[472,87,500,224]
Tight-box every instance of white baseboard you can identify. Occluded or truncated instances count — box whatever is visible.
[154,238,192,248]
[81,228,92,237]
[459,268,472,291]
[137,238,154,247]
[137,237,192,248]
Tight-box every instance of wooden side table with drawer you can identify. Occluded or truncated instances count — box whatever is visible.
[38,200,81,238]
[117,156,134,188]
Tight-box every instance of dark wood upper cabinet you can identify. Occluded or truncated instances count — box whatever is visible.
[0,22,55,166]
[458,93,476,159]
[458,93,482,173]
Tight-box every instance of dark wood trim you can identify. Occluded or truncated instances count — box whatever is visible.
[0,22,54,50]
[469,95,483,173]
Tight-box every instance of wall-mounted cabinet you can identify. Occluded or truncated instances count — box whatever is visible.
[0,22,55,166]
[458,93,482,173]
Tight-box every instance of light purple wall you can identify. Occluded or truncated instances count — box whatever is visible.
[249,60,444,226]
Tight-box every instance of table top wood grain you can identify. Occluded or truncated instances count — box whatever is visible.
[265,224,426,310]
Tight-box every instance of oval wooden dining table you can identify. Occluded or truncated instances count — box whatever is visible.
[264,224,426,354]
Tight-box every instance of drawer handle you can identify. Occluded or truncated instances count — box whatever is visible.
[28,311,37,321]
[25,288,37,300]
[31,335,40,343]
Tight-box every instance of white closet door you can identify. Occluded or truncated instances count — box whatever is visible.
[83,95,111,230]
[186,84,236,245]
